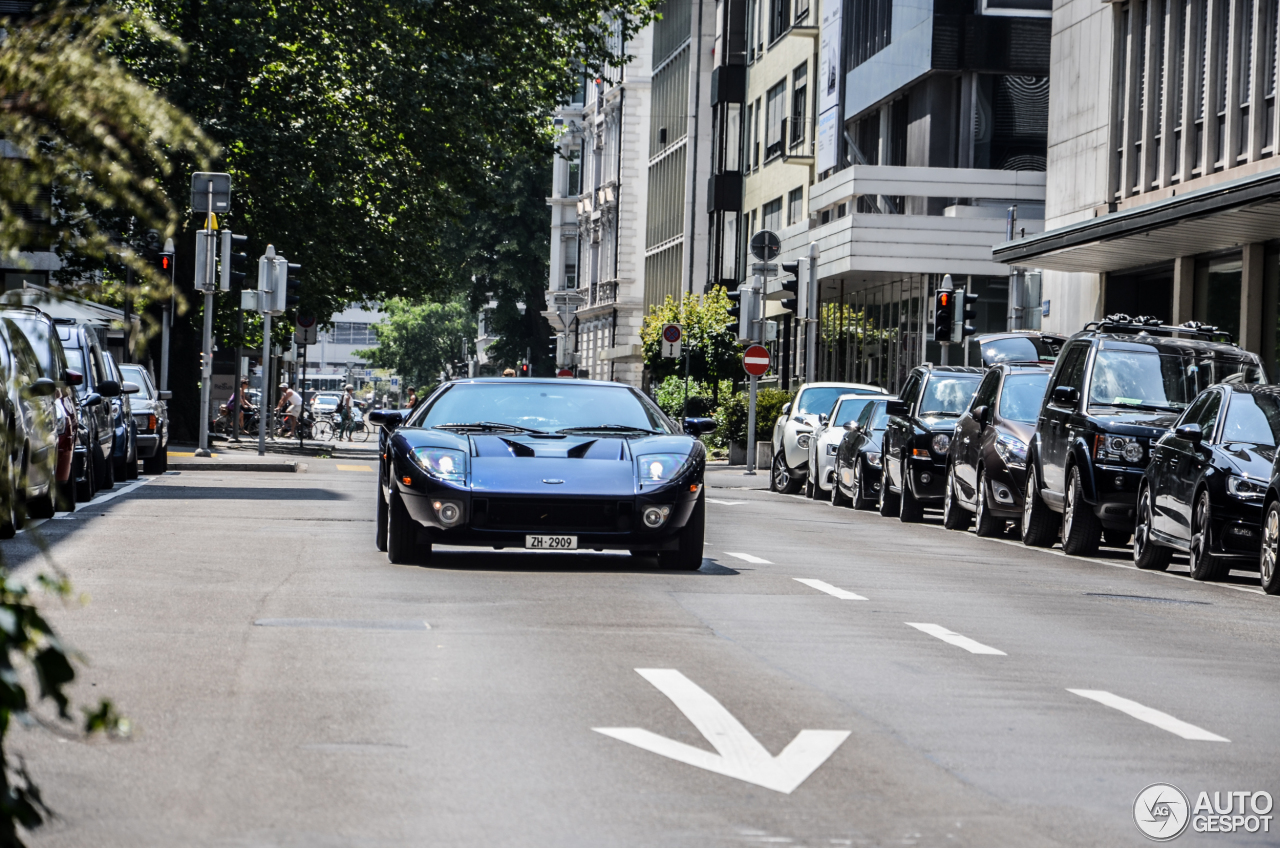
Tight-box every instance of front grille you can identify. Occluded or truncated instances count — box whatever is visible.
[473,498,632,532]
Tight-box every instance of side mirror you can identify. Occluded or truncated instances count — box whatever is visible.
[886,399,909,417]
[817,413,829,425]
[972,405,989,425]
[83,392,102,408]
[367,410,404,429]
[97,380,121,398]
[683,417,718,436]
[1051,385,1079,407]
[64,369,83,386]
[1175,423,1203,444]
[120,381,141,395]
[26,377,57,397]
[781,402,791,415]
[158,390,172,400]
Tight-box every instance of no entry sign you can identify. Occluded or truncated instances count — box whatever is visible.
[742,344,770,377]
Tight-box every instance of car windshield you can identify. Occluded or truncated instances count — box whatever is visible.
[832,397,876,426]
[414,382,675,434]
[1220,392,1280,445]
[1089,350,1264,411]
[919,375,981,417]
[796,387,875,415]
[119,366,154,399]
[998,372,1050,423]
[982,336,1061,364]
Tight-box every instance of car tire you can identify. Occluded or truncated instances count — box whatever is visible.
[771,453,802,495]
[660,492,705,571]
[55,474,75,513]
[878,463,900,517]
[375,480,389,552]
[143,444,167,475]
[1021,463,1057,548]
[1062,466,1101,556]
[852,461,875,510]
[831,474,850,507]
[26,483,54,520]
[1188,489,1227,581]
[75,454,94,503]
[899,462,924,523]
[387,487,430,565]
[974,470,1004,538]
[99,447,115,490]
[125,438,139,480]
[942,465,971,530]
[1133,485,1172,571]
[0,451,18,540]
[1260,499,1280,594]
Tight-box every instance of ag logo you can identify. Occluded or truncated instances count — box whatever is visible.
[1135,783,1191,841]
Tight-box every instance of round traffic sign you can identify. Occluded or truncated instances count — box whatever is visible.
[749,230,781,262]
[662,323,682,344]
[557,368,574,378]
[297,315,317,329]
[742,344,771,377]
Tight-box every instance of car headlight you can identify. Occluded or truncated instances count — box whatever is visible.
[636,453,690,488]
[866,451,882,468]
[1227,474,1267,500]
[994,432,1028,468]
[825,442,839,456]
[1094,434,1145,465]
[412,447,468,484]
[931,433,951,455]
[796,432,812,450]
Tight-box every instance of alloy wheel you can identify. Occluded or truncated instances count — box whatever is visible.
[1022,467,1036,529]
[1134,489,1152,561]
[1262,502,1280,593]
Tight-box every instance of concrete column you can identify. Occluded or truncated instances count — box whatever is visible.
[1241,243,1266,354]
[1171,256,1195,323]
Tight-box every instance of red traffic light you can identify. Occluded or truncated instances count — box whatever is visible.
[938,292,949,307]
[160,256,172,271]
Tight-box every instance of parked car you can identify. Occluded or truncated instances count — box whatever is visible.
[1132,383,1277,583]
[368,378,716,568]
[102,352,139,481]
[1,306,81,512]
[943,363,1053,536]
[806,393,887,500]
[119,364,171,474]
[973,331,1067,366]
[879,365,984,521]
[0,317,60,534]
[833,398,890,509]
[1021,317,1265,556]
[55,320,122,496]
[770,381,886,493]
[311,393,341,416]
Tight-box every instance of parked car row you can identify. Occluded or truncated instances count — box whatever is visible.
[0,306,170,536]
[777,319,1280,594]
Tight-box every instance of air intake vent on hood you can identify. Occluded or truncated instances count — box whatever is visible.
[566,440,597,458]
[499,438,536,457]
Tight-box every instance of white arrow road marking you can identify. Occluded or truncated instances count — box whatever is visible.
[1067,689,1229,741]
[906,622,1006,655]
[706,499,746,505]
[724,552,772,564]
[594,669,850,794]
[793,578,867,600]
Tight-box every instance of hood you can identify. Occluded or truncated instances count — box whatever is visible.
[919,416,961,433]
[1088,408,1180,436]
[1217,442,1276,478]
[130,398,156,413]
[1000,419,1036,444]
[468,433,694,497]
[818,426,846,447]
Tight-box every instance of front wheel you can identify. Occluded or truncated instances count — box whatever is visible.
[75,454,94,503]
[660,492,705,570]
[1260,499,1280,594]
[1062,466,1100,556]
[375,480,389,552]
[1021,463,1057,547]
[878,462,900,517]
[143,444,167,475]
[831,470,851,507]
[942,464,971,530]
[55,475,76,513]
[771,452,802,495]
[974,470,1004,537]
[1188,490,1227,581]
[387,487,431,565]
[852,460,875,510]
[899,462,924,523]
[1133,485,1172,570]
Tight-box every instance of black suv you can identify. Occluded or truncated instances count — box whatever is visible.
[54,321,122,495]
[1022,316,1266,555]
[880,365,984,522]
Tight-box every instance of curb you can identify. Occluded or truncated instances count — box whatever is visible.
[168,461,306,473]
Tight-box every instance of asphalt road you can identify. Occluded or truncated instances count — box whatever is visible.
[6,456,1279,847]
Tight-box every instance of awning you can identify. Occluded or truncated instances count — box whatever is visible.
[992,168,1280,273]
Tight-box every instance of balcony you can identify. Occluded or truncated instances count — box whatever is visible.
[589,280,618,306]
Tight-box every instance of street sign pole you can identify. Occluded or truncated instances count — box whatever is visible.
[805,241,819,385]
[299,343,307,449]
[195,178,217,458]
[746,375,758,476]
[259,310,271,456]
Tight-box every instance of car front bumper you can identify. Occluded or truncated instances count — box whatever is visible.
[135,433,161,457]
[908,455,948,502]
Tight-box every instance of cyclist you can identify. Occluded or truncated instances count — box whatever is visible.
[278,384,302,437]
[337,384,356,441]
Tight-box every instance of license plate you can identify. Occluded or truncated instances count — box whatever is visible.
[525,535,578,550]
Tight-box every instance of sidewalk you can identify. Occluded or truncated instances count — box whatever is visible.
[170,433,379,471]
[705,462,770,490]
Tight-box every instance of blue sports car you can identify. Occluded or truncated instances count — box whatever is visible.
[369,378,716,568]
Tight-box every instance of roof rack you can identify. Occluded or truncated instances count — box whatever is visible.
[1082,314,1235,344]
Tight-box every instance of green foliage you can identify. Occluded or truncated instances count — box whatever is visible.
[358,297,477,391]
[653,376,732,420]
[641,288,740,385]
[715,387,794,445]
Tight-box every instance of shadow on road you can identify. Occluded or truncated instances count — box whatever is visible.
[410,550,741,576]
[128,485,351,501]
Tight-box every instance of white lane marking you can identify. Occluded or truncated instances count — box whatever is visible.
[1068,689,1229,742]
[79,476,151,508]
[725,552,772,564]
[593,668,850,794]
[906,622,1007,655]
[793,578,867,600]
[707,499,747,505]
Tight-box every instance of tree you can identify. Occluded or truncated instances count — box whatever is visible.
[640,288,740,397]
[358,297,476,391]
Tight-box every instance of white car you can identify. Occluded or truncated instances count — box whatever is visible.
[770,382,886,493]
[311,393,341,416]
[805,394,885,500]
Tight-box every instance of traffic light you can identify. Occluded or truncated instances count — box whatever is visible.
[520,360,530,377]
[726,287,748,339]
[779,261,800,315]
[960,290,979,340]
[284,263,303,310]
[157,241,174,277]
[220,231,249,291]
[933,289,954,343]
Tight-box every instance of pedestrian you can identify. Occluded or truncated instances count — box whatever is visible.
[502,368,516,377]
[278,383,302,437]
[234,377,251,431]
[337,384,356,441]
[405,387,417,410]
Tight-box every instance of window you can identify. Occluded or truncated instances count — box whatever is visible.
[331,323,377,346]
[565,263,578,289]
[566,157,581,196]
[795,0,810,21]
[848,0,893,70]
[787,187,804,225]
[1052,344,1090,393]
[770,0,791,42]
[998,372,1052,423]
[765,81,786,158]
[743,102,754,172]
[762,197,783,233]
[1221,391,1280,445]
[790,63,808,147]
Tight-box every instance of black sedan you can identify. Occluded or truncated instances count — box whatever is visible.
[943,363,1051,536]
[1135,384,1279,582]
[833,398,889,509]
[368,378,716,568]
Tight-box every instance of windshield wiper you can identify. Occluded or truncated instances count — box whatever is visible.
[556,424,661,435]
[434,421,547,434]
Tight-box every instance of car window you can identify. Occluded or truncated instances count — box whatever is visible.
[89,344,108,385]
[416,382,677,434]
[998,372,1051,423]
[119,366,155,399]
[1052,343,1090,392]
[1089,350,1261,411]
[3,315,57,377]
[971,371,1000,411]
[867,402,890,430]
[1221,392,1280,445]
[3,321,41,387]
[899,374,922,406]
[919,375,981,417]
[981,336,1062,364]
[1191,391,1222,431]
[796,387,862,416]
[832,397,876,426]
